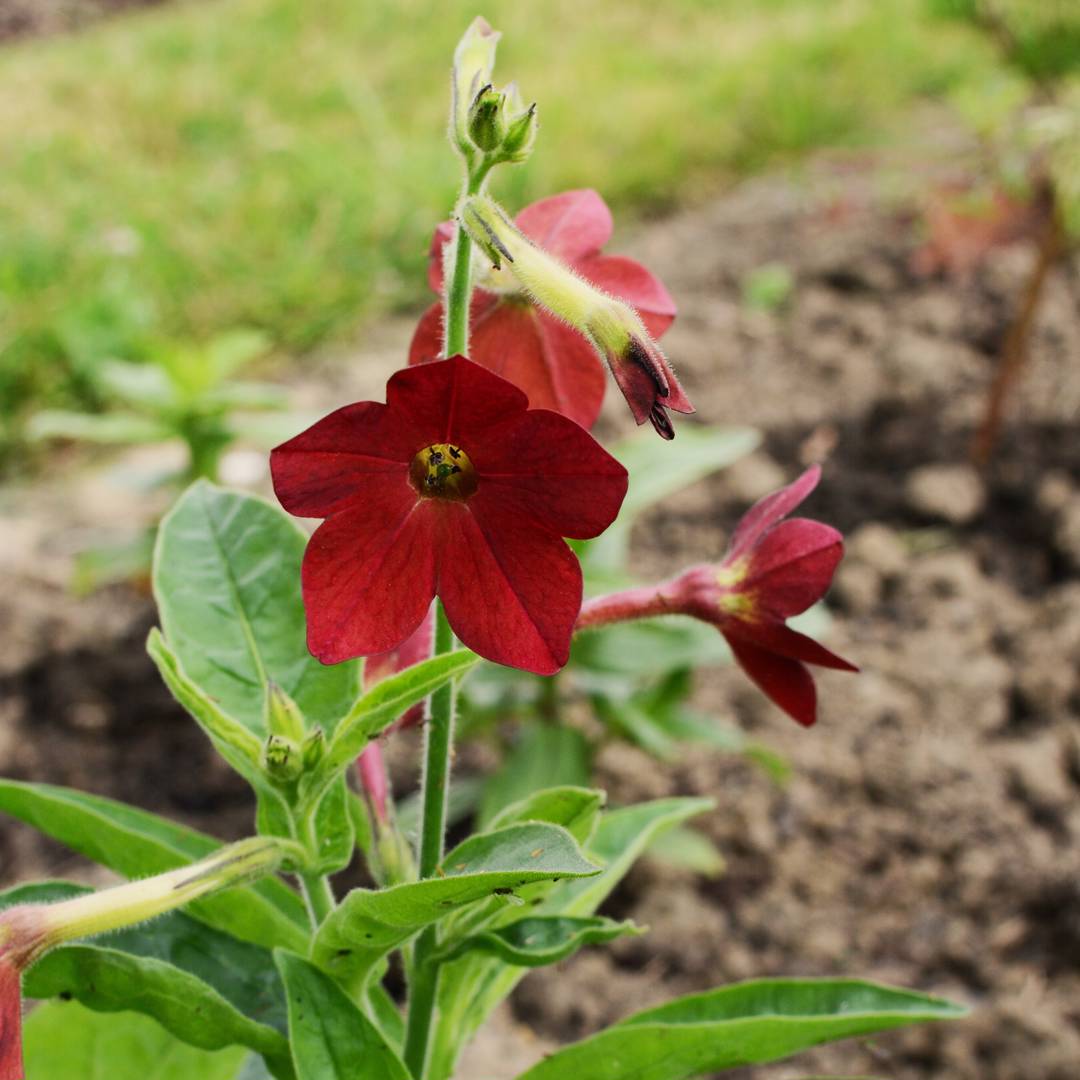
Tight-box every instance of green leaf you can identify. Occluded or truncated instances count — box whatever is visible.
[154,481,360,737]
[445,916,642,967]
[311,823,599,988]
[478,725,591,828]
[27,408,174,444]
[0,779,308,951]
[587,425,760,566]
[23,1000,248,1080]
[513,979,967,1080]
[645,825,726,879]
[321,650,479,773]
[486,786,605,846]
[572,617,730,678]
[275,951,411,1080]
[97,358,177,411]
[7,884,292,1073]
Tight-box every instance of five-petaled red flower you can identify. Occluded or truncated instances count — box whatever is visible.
[409,189,680,431]
[271,356,628,675]
[577,466,857,725]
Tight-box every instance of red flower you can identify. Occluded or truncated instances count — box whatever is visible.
[0,959,22,1080]
[409,189,681,431]
[271,356,628,675]
[577,466,857,725]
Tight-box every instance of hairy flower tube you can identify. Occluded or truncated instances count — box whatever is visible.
[577,466,857,725]
[271,356,628,675]
[410,190,679,432]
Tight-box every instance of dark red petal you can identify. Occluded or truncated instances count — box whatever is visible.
[408,293,501,368]
[726,619,858,673]
[606,333,695,436]
[271,402,417,519]
[0,960,23,1080]
[724,633,818,727]
[515,189,613,262]
[363,605,435,731]
[726,466,821,561]
[436,500,581,675]
[426,219,456,295]
[301,499,437,664]
[465,299,605,428]
[469,409,627,539]
[742,519,844,617]
[386,355,528,447]
[577,254,677,339]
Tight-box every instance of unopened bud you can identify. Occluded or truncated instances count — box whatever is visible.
[263,734,303,783]
[301,727,326,770]
[500,101,538,162]
[452,17,501,157]
[266,682,305,743]
[468,84,507,152]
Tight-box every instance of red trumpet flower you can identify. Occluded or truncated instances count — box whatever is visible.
[271,356,627,675]
[577,466,857,725]
[409,189,679,431]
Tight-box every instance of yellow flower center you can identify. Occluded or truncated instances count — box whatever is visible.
[409,443,479,502]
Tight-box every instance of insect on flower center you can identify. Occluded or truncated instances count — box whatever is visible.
[409,443,478,502]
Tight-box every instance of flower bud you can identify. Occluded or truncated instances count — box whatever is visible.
[266,682,305,743]
[452,17,501,158]
[301,726,326,770]
[263,734,303,783]
[467,84,507,152]
[500,101,538,163]
[459,194,693,437]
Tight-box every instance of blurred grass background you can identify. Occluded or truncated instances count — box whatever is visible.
[0,0,1001,452]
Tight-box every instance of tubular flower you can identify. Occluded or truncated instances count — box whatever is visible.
[271,356,628,675]
[409,190,683,433]
[577,466,857,725]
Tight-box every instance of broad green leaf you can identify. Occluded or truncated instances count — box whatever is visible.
[97,358,177,411]
[645,825,726,879]
[71,527,157,596]
[0,780,308,951]
[487,786,605,846]
[514,979,967,1080]
[592,695,677,758]
[275,951,411,1080]
[5,884,292,1074]
[23,1000,248,1080]
[27,408,174,444]
[427,797,715,1080]
[573,617,730,677]
[154,481,360,736]
[311,823,599,988]
[319,649,480,781]
[478,725,591,828]
[444,916,641,967]
[367,983,406,1052]
[587,425,760,566]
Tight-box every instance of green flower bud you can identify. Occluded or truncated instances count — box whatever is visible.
[501,101,538,163]
[266,681,305,743]
[302,726,326,770]
[452,17,501,157]
[263,734,303,783]
[468,84,508,152]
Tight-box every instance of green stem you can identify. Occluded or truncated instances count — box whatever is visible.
[298,871,335,928]
[443,163,493,358]
[403,603,457,1078]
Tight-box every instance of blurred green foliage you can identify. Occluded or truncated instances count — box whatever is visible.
[0,0,1003,453]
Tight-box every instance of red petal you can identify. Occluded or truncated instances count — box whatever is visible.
[271,402,417,519]
[726,466,821,560]
[436,500,581,675]
[363,605,435,730]
[426,220,456,295]
[726,619,858,673]
[577,254,676,338]
[742,519,844,617]
[0,961,22,1080]
[606,333,695,438]
[357,743,389,823]
[302,499,437,663]
[516,189,613,262]
[386,355,528,447]
[408,302,444,365]
[724,633,818,727]
[466,300,605,428]
[470,409,628,539]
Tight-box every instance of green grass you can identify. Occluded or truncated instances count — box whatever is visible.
[0,0,995,444]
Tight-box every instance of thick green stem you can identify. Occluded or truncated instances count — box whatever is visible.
[403,603,457,1077]
[442,164,492,358]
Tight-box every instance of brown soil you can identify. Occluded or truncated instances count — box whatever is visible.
[2,149,1079,1079]
[0,0,166,42]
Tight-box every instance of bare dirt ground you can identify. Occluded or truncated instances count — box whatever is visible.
[2,147,1079,1079]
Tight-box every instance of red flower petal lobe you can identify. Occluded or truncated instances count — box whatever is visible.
[302,499,437,663]
[271,402,417,519]
[426,220,456,295]
[470,408,627,539]
[387,355,528,447]
[743,518,844,617]
[726,620,858,673]
[577,253,677,338]
[726,465,821,560]
[436,499,582,675]
[725,634,818,727]
[515,189,613,262]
